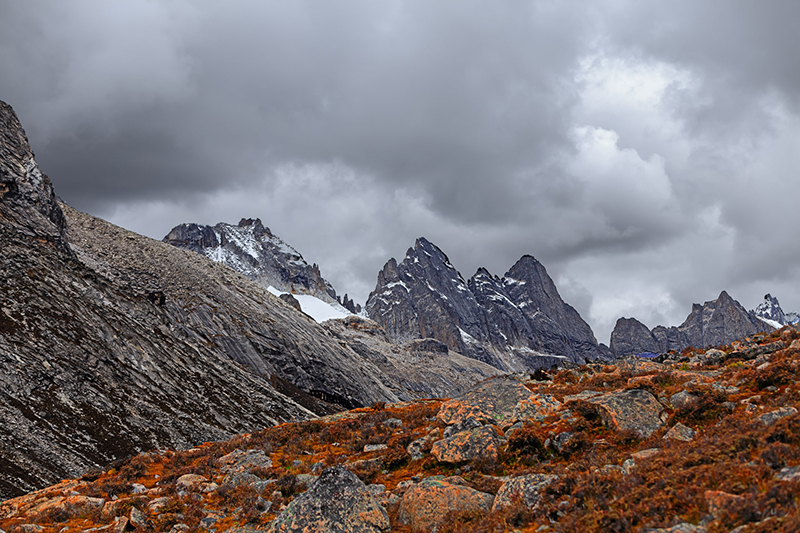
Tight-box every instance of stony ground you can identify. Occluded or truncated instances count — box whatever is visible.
[2,327,799,533]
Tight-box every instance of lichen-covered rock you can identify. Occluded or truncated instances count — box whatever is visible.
[641,524,707,533]
[491,473,557,511]
[431,426,500,464]
[437,375,544,426]
[579,389,665,438]
[397,476,493,532]
[664,422,696,442]
[268,466,389,533]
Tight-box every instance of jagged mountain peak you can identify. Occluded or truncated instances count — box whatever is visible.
[366,238,603,370]
[165,219,338,305]
[610,290,775,357]
[754,293,788,327]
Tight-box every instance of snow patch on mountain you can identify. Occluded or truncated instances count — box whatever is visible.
[268,286,352,323]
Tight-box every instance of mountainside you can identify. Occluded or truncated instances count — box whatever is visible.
[6,325,800,532]
[0,100,400,499]
[365,238,604,371]
[164,218,360,313]
[611,291,772,357]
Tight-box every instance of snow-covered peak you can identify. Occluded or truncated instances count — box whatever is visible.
[754,293,787,326]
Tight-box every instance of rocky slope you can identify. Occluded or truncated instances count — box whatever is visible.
[610,291,773,358]
[6,326,800,532]
[164,218,360,313]
[365,238,604,371]
[0,99,401,499]
[322,316,502,401]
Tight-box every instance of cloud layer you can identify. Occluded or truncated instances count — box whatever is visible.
[2,0,799,343]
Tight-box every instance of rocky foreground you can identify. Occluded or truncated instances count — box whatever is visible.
[2,328,799,533]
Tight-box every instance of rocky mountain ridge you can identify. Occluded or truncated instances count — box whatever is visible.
[610,291,775,358]
[5,323,800,532]
[164,218,360,313]
[365,237,606,371]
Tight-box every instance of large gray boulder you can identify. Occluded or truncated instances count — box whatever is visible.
[269,467,390,533]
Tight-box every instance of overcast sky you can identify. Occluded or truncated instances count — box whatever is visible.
[2,0,799,344]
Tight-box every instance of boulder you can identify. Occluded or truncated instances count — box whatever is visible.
[690,349,726,366]
[755,406,797,426]
[578,389,665,438]
[663,423,695,442]
[407,428,440,460]
[269,466,389,533]
[491,473,557,511]
[437,375,546,426]
[704,490,746,521]
[431,426,500,464]
[397,476,493,532]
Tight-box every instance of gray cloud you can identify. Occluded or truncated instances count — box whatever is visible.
[2,0,800,344]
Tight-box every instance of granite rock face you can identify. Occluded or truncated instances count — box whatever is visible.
[0,99,398,499]
[610,291,773,356]
[365,238,603,370]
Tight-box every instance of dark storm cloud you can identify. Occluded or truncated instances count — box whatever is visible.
[2,0,800,344]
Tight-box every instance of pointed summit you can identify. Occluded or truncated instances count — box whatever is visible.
[366,238,603,370]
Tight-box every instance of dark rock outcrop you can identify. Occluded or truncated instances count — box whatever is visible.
[365,238,602,370]
[611,291,773,356]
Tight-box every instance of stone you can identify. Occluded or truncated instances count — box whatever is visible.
[384,418,403,428]
[397,476,494,532]
[511,393,562,422]
[704,490,746,521]
[363,444,388,453]
[755,406,797,426]
[407,428,440,460]
[690,349,726,366]
[580,389,665,438]
[492,473,558,511]
[663,423,696,442]
[129,507,148,529]
[431,426,500,464]
[631,448,661,460]
[641,524,706,533]
[551,432,575,454]
[269,466,389,532]
[775,466,800,482]
[443,417,482,439]
[437,375,548,426]
[217,449,273,474]
[176,474,209,493]
[670,391,697,409]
